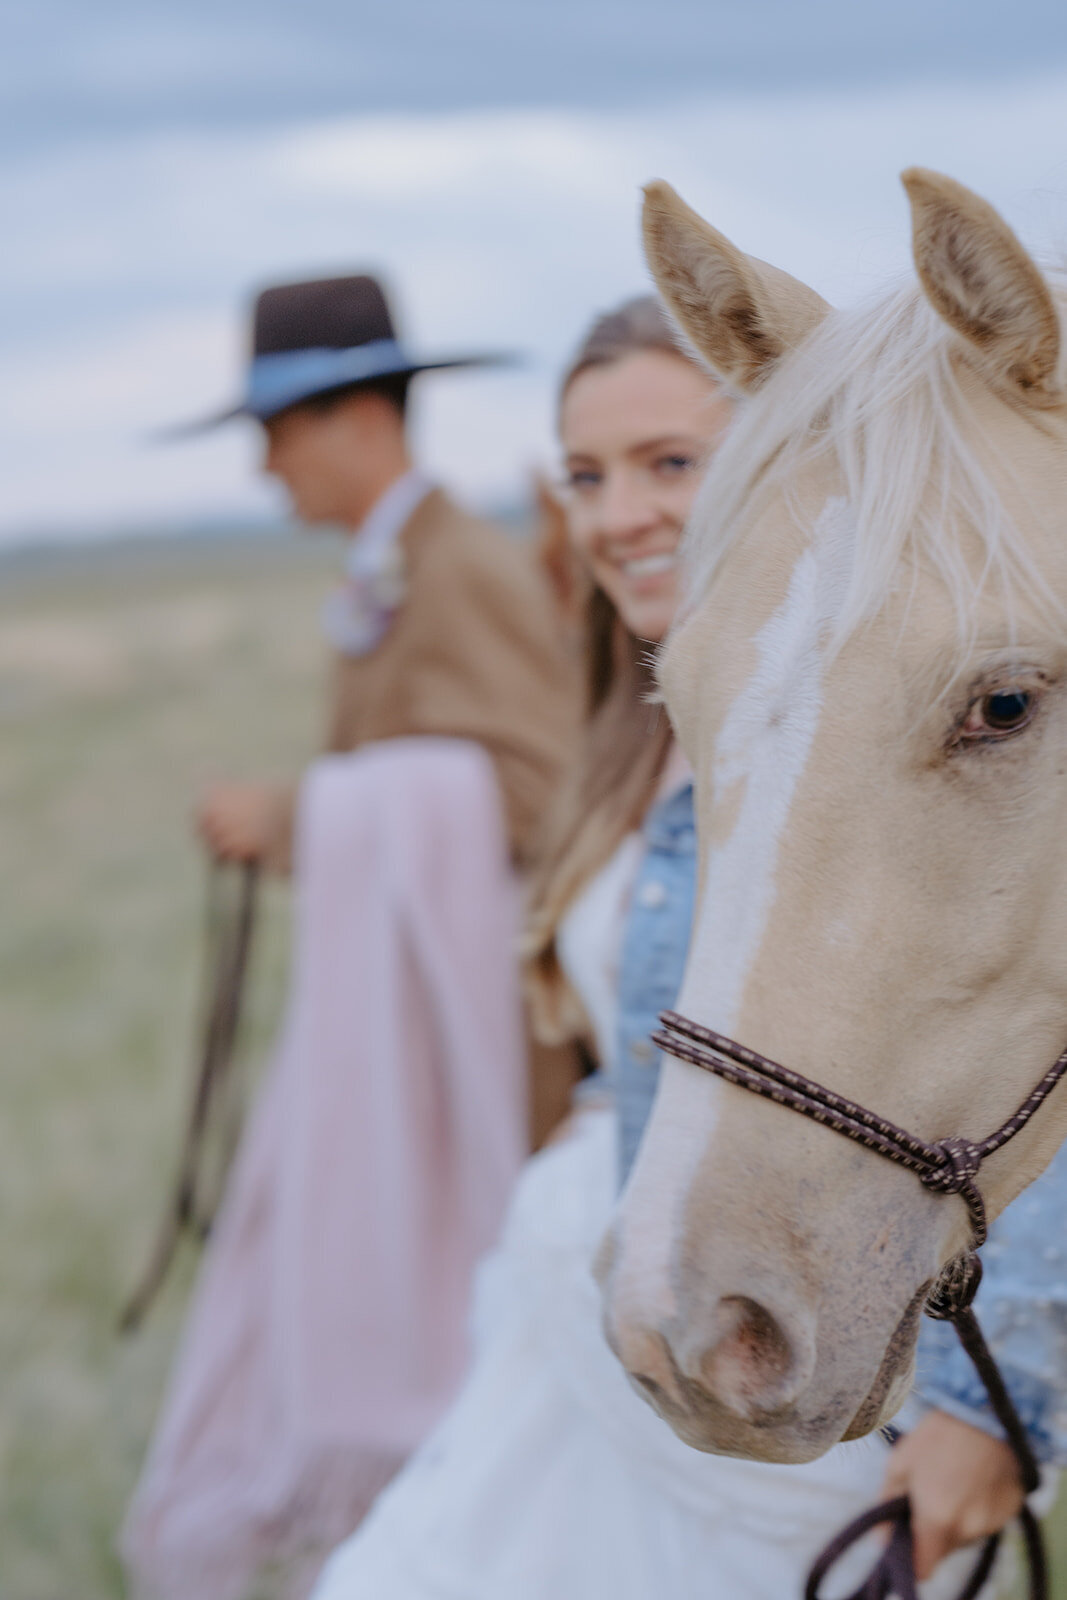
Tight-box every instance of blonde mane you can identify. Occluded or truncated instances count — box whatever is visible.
[681,276,1067,660]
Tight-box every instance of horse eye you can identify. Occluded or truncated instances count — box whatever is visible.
[982,690,1033,730]
[975,690,1035,735]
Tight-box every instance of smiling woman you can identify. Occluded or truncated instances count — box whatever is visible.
[520,299,730,1033]
[560,324,732,643]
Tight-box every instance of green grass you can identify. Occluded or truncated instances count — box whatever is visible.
[2,532,1066,1599]
[0,534,334,1599]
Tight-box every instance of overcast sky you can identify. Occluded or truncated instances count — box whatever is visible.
[4,0,1067,543]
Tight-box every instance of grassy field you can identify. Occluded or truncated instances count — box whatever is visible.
[3,531,1067,1599]
[0,532,335,1599]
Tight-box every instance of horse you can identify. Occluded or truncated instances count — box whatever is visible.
[597,169,1067,1468]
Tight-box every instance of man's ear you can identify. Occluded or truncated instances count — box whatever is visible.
[902,167,1063,405]
[642,181,830,392]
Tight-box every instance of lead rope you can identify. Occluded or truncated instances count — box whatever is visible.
[119,859,259,1332]
[651,1010,1067,1600]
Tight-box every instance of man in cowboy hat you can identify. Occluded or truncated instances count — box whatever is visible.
[190,273,576,873]
[120,280,580,1600]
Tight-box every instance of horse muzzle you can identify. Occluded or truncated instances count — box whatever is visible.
[596,1167,928,1462]
[601,1271,845,1461]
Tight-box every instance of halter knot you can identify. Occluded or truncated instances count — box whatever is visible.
[925,1250,984,1321]
[920,1136,981,1196]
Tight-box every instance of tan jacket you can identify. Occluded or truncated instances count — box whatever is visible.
[267,488,578,872]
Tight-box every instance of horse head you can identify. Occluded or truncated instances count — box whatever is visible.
[599,170,1067,1462]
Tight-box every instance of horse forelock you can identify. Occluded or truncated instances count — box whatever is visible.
[677,272,1067,696]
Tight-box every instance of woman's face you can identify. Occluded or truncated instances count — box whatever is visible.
[560,348,732,643]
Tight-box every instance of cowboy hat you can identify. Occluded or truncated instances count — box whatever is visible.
[168,274,512,435]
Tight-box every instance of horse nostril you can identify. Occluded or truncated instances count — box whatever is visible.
[693,1294,813,1421]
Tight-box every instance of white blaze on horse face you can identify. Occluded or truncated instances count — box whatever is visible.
[678,495,853,1032]
[613,500,854,1303]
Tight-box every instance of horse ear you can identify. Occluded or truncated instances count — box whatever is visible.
[902,168,1063,404]
[641,181,830,392]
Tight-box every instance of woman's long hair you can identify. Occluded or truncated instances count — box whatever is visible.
[524,295,700,1043]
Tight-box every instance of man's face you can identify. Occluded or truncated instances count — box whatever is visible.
[261,400,371,526]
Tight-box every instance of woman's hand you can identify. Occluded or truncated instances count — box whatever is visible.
[882,1410,1024,1579]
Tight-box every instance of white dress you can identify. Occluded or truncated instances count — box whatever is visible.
[312,842,999,1600]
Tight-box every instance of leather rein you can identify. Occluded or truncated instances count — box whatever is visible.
[651,1009,1067,1600]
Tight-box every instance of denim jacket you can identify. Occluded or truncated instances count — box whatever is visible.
[613,782,698,1180]
[615,781,1067,1464]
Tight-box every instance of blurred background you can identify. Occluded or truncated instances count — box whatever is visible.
[3,2,1067,1594]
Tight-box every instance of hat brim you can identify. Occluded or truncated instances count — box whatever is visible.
[154,348,517,441]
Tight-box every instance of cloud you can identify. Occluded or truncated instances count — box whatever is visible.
[0,310,272,534]
[3,73,1067,540]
